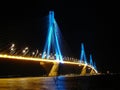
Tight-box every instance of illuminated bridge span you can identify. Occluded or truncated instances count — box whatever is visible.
[0,54,97,76]
[0,11,98,76]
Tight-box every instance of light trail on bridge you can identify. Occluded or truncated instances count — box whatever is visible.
[0,54,98,73]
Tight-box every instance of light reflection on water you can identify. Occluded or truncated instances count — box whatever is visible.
[0,76,67,90]
[0,75,117,90]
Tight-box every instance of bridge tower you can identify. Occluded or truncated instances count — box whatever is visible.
[42,11,63,76]
[80,43,88,75]
[42,11,63,62]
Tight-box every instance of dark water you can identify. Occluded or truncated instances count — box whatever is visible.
[0,74,119,90]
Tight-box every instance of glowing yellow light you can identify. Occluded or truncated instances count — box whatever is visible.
[10,48,14,51]
[0,54,98,73]
[32,52,35,55]
[25,47,28,50]
[11,44,15,47]
[22,50,25,53]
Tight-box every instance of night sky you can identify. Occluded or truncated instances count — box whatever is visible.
[0,1,115,73]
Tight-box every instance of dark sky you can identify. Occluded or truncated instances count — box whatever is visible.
[0,0,115,73]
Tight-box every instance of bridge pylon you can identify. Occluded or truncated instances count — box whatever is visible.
[48,62,59,76]
[42,11,63,62]
[80,65,87,76]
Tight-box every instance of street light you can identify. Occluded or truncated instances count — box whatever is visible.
[10,43,16,55]
[22,47,29,56]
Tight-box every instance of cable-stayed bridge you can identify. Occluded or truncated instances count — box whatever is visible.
[0,11,98,77]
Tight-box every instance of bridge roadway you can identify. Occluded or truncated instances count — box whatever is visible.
[0,54,98,76]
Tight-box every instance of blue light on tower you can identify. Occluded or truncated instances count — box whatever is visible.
[42,11,63,62]
[80,43,87,64]
[93,61,97,70]
[90,54,93,66]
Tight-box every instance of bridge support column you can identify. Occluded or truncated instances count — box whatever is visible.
[48,62,59,76]
[80,65,87,76]
[90,69,96,75]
